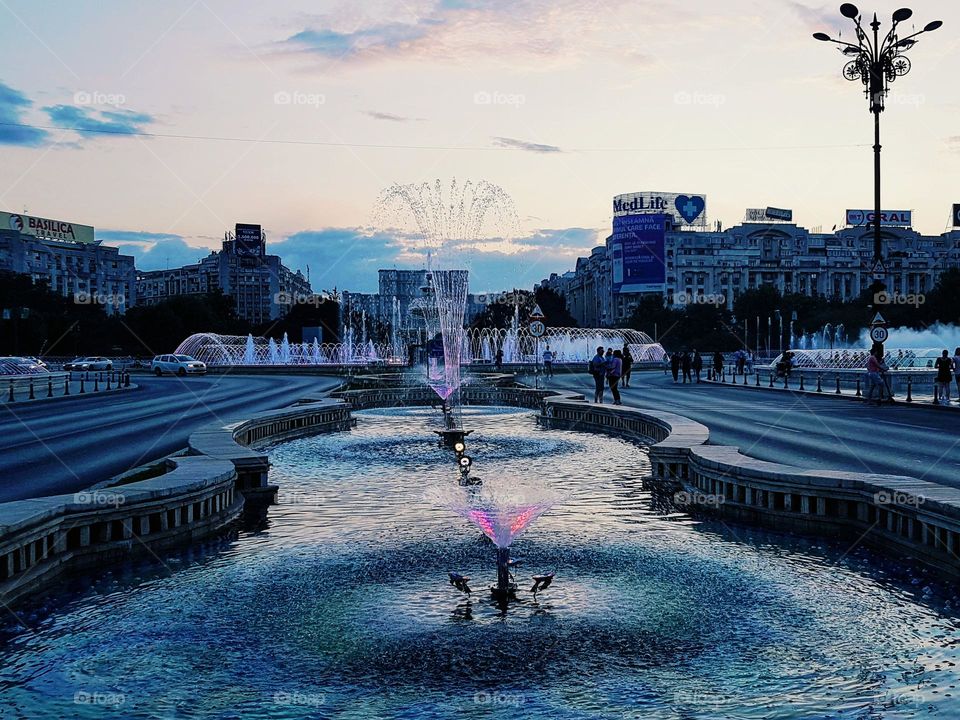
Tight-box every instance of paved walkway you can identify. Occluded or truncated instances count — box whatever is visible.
[530,369,960,490]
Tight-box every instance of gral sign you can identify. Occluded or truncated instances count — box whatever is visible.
[234,223,264,256]
[611,213,667,294]
[613,192,707,228]
[745,207,794,223]
[2,210,95,244]
[953,204,960,228]
[845,209,912,228]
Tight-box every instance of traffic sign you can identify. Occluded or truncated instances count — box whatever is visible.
[871,259,886,275]
[528,320,546,338]
[871,312,886,326]
[529,304,545,320]
[870,325,889,344]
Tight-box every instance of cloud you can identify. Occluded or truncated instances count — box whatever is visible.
[512,228,601,248]
[784,1,840,32]
[98,231,215,270]
[0,81,49,147]
[364,110,425,122]
[277,1,673,69]
[492,136,563,153]
[43,105,154,135]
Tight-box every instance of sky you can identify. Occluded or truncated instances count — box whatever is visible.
[0,0,957,293]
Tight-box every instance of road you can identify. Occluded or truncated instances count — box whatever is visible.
[0,374,341,503]
[535,369,960,490]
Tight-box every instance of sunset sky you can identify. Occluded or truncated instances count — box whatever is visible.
[1,0,957,292]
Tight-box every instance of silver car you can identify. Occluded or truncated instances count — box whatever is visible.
[64,356,113,371]
[151,354,207,376]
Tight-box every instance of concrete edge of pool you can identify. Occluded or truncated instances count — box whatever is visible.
[1,381,959,607]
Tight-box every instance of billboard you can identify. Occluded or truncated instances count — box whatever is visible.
[953,204,960,228]
[611,213,667,294]
[2,210,95,244]
[235,223,264,256]
[745,207,794,223]
[613,192,707,228]
[845,209,912,228]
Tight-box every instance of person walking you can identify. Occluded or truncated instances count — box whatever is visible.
[589,346,606,403]
[712,351,723,380]
[934,349,953,405]
[670,351,681,383]
[681,351,692,384]
[607,349,623,405]
[953,347,960,401]
[692,350,703,383]
[621,344,634,388]
[542,345,554,378]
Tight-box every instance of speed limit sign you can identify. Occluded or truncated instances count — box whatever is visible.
[529,320,546,338]
[870,325,889,344]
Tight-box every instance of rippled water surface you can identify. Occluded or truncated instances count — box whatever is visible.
[2,406,960,719]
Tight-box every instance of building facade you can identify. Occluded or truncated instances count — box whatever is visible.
[542,196,960,327]
[0,228,137,315]
[137,234,310,324]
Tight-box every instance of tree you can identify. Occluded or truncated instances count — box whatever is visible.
[533,286,577,327]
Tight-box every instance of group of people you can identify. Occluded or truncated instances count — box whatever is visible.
[588,345,634,404]
[865,346,960,406]
[668,350,704,384]
[932,347,960,405]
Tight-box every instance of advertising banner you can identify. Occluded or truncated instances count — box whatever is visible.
[745,207,794,222]
[613,192,707,228]
[953,204,960,228]
[845,209,912,228]
[2,210,95,244]
[235,223,264,256]
[611,213,667,294]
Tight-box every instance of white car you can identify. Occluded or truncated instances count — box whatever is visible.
[64,356,113,371]
[151,354,207,376]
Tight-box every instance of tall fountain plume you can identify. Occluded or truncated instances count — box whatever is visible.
[378,179,518,422]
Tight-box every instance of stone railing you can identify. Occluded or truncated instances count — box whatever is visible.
[0,455,240,607]
[539,391,960,579]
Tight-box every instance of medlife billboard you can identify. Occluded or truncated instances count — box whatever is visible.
[611,213,667,294]
[613,192,707,228]
[2,210,95,244]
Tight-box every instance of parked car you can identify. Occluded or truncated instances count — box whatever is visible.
[151,354,207,376]
[64,356,113,371]
[0,357,49,376]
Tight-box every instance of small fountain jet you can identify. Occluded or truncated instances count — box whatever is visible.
[448,572,472,594]
[530,573,555,596]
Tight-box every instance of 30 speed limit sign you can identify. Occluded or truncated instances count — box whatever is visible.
[528,320,546,338]
[870,325,889,344]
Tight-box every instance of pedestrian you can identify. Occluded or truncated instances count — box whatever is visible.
[670,351,681,383]
[589,346,606,403]
[865,348,884,406]
[542,344,554,378]
[621,344,634,388]
[953,346,960,401]
[736,350,746,375]
[495,347,503,371]
[712,351,723,380]
[692,350,703,383]
[608,349,623,405]
[934,349,953,405]
[681,351,692,384]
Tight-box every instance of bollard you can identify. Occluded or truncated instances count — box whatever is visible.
[836,376,841,394]
[106,374,112,390]
[816,375,822,392]
[906,376,913,403]
[783,374,789,389]
[65,377,70,396]
[124,371,131,388]
[94,377,99,392]
[47,378,53,398]
[7,380,13,402]
[799,375,805,391]
[85,371,89,382]
[855,378,861,397]
[721,369,726,383]
[28,380,35,400]
[80,378,86,394]
[769,373,774,388]
[756,371,760,387]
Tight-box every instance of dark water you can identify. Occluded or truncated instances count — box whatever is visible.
[1,406,959,719]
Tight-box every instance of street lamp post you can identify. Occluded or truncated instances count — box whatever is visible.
[813,5,942,281]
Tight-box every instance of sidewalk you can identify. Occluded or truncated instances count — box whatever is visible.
[1,374,137,406]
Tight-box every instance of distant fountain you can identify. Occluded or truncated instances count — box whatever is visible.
[378,179,518,428]
[244,334,255,364]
